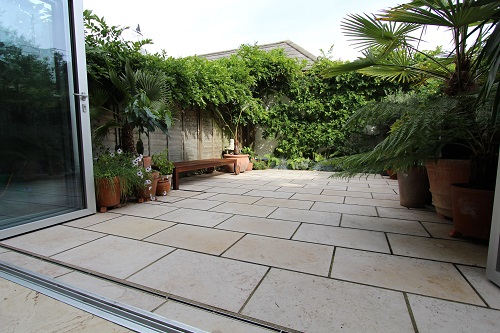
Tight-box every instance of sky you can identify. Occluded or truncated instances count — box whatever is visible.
[82,0,449,60]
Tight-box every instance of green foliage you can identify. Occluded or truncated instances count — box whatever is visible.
[93,149,142,197]
[152,149,174,175]
[263,57,405,158]
[287,157,312,170]
[252,160,268,170]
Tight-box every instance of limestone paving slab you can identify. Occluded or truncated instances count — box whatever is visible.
[378,207,445,223]
[168,190,203,198]
[207,193,261,204]
[127,250,268,312]
[52,235,175,279]
[275,186,323,194]
[154,300,274,333]
[145,224,243,255]
[156,195,185,203]
[156,208,232,227]
[57,271,166,311]
[190,192,218,200]
[457,265,500,309]
[0,251,73,278]
[242,268,414,333]
[408,294,500,333]
[244,190,293,199]
[64,213,119,228]
[237,184,281,192]
[86,215,175,240]
[293,223,390,253]
[210,202,277,218]
[253,197,314,210]
[290,193,344,204]
[114,203,179,218]
[331,248,484,305]
[341,214,429,237]
[223,234,333,276]
[176,184,211,192]
[170,198,223,210]
[344,196,403,208]
[321,189,372,198]
[268,207,341,226]
[388,233,488,266]
[0,225,104,257]
[216,215,300,239]
[204,187,251,195]
[421,221,458,240]
[311,201,377,216]
[1,278,131,333]
[371,192,400,201]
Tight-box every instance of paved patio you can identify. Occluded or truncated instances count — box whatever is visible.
[1,169,499,332]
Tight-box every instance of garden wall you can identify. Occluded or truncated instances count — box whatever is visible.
[101,109,229,161]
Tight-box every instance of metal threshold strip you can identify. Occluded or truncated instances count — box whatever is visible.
[0,261,207,333]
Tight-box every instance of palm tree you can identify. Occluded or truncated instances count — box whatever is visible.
[324,0,499,101]
[90,62,174,154]
[324,0,500,187]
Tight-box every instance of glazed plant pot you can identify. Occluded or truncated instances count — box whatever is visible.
[426,159,471,218]
[96,177,121,213]
[397,166,430,208]
[450,183,494,240]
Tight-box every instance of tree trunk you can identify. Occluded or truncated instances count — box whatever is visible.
[122,123,135,153]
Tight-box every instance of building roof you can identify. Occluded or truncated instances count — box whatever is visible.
[198,40,317,65]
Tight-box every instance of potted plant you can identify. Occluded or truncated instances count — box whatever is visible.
[323,0,500,220]
[152,148,174,196]
[241,146,256,171]
[93,149,141,212]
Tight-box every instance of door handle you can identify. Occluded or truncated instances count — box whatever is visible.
[74,92,88,101]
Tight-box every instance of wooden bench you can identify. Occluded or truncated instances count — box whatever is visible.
[172,158,239,190]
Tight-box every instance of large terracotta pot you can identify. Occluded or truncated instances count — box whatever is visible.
[397,166,430,208]
[450,184,494,240]
[96,177,121,213]
[223,154,249,173]
[246,162,253,171]
[426,159,471,218]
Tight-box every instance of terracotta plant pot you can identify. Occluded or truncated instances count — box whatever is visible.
[142,156,152,168]
[449,184,494,240]
[138,172,160,202]
[426,159,471,218]
[223,154,249,173]
[246,162,253,171]
[397,166,430,208]
[96,177,121,213]
[156,179,171,196]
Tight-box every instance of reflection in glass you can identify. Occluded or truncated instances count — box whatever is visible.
[0,0,85,230]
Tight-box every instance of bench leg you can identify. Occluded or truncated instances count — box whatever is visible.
[234,164,240,175]
[173,170,180,190]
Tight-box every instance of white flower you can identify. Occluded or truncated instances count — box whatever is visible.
[148,186,152,191]
[150,195,156,201]
[139,154,143,160]
[162,191,167,196]
[144,179,151,185]
[137,170,143,178]
[145,166,152,172]
[132,160,139,167]
[109,152,115,157]
[117,148,123,154]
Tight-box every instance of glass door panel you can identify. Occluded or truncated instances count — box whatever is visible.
[0,0,93,235]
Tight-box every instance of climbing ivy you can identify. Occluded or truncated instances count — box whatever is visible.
[84,11,409,159]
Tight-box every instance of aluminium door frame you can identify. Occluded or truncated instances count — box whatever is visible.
[0,0,95,240]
